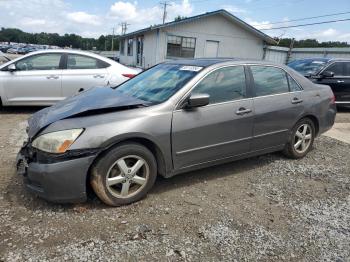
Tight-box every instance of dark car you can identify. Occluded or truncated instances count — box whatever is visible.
[288,58,350,106]
[17,59,336,206]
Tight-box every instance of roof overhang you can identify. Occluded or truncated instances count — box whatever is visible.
[119,9,277,45]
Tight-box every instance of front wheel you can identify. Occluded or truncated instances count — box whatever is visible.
[283,118,315,159]
[90,143,157,206]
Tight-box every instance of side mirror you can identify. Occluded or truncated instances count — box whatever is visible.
[8,64,16,72]
[184,93,209,109]
[320,71,334,78]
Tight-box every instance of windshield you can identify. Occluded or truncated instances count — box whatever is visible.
[288,59,328,75]
[116,64,202,104]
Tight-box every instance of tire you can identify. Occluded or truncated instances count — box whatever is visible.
[90,143,157,206]
[283,118,315,159]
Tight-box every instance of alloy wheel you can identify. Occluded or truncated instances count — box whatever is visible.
[294,123,312,154]
[106,155,150,199]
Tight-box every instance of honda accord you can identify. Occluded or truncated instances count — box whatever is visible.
[17,59,336,206]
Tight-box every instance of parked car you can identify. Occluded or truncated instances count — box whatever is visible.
[0,51,10,65]
[0,49,141,106]
[288,58,350,106]
[17,59,336,206]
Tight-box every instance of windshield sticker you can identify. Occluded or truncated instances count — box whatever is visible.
[312,61,326,64]
[180,66,203,72]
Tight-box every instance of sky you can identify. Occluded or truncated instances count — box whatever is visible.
[0,0,349,42]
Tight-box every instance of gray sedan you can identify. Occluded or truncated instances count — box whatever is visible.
[17,58,336,206]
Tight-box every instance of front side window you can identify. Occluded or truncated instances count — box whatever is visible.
[325,62,343,76]
[192,66,246,104]
[116,64,201,104]
[16,53,61,71]
[127,39,133,56]
[67,54,108,69]
[167,35,196,58]
[251,66,289,96]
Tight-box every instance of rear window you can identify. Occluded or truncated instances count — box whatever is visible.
[288,59,328,75]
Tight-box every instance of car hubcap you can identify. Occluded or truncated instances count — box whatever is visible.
[106,155,149,198]
[294,124,312,154]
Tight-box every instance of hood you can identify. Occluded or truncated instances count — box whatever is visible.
[28,87,147,138]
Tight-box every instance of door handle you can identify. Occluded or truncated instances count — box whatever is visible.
[337,80,345,83]
[46,75,59,79]
[291,97,303,104]
[236,107,252,115]
[93,74,105,78]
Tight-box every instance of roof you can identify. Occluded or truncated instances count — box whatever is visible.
[163,57,287,67]
[288,57,350,64]
[120,9,276,45]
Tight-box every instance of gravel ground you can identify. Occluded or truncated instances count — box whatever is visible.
[0,107,349,261]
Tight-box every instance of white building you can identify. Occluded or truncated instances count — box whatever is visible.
[119,9,276,68]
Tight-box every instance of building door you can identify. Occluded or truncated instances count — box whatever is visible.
[136,36,144,67]
[204,40,219,57]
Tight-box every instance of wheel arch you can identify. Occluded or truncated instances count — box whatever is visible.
[300,114,320,136]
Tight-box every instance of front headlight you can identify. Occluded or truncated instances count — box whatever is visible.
[32,129,83,153]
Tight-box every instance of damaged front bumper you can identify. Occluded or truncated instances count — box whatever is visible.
[16,145,99,203]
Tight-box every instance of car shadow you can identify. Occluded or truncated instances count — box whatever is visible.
[8,152,284,211]
[0,106,45,115]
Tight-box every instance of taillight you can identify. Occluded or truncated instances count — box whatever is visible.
[122,73,136,79]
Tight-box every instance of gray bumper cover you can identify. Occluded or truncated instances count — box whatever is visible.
[19,154,96,203]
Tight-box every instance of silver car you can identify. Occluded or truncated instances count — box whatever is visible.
[17,59,336,206]
[0,49,139,106]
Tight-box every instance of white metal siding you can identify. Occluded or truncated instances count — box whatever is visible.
[163,15,264,61]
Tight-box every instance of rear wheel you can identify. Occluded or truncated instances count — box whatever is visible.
[90,143,157,206]
[283,118,315,159]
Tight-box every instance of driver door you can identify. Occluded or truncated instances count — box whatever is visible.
[172,65,254,170]
[3,53,63,105]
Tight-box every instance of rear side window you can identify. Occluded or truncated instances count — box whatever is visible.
[287,75,302,91]
[251,66,289,96]
[192,66,246,104]
[325,62,343,76]
[67,54,109,69]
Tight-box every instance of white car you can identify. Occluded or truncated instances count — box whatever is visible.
[0,49,140,106]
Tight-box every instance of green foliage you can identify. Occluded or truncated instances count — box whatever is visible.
[274,37,350,48]
[174,15,187,21]
[0,28,119,51]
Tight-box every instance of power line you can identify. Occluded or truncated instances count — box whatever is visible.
[260,17,350,30]
[258,11,350,26]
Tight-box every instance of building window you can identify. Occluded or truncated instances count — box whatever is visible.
[127,38,133,56]
[120,39,125,55]
[167,35,196,58]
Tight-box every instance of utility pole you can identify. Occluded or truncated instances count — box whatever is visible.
[111,27,115,51]
[160,1,171,24]
[119,22,130,35]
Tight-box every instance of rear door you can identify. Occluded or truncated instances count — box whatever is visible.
[61,53,109,97]
[172,65,254,169]
[249,65,304,151]
[2,53,63,105]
